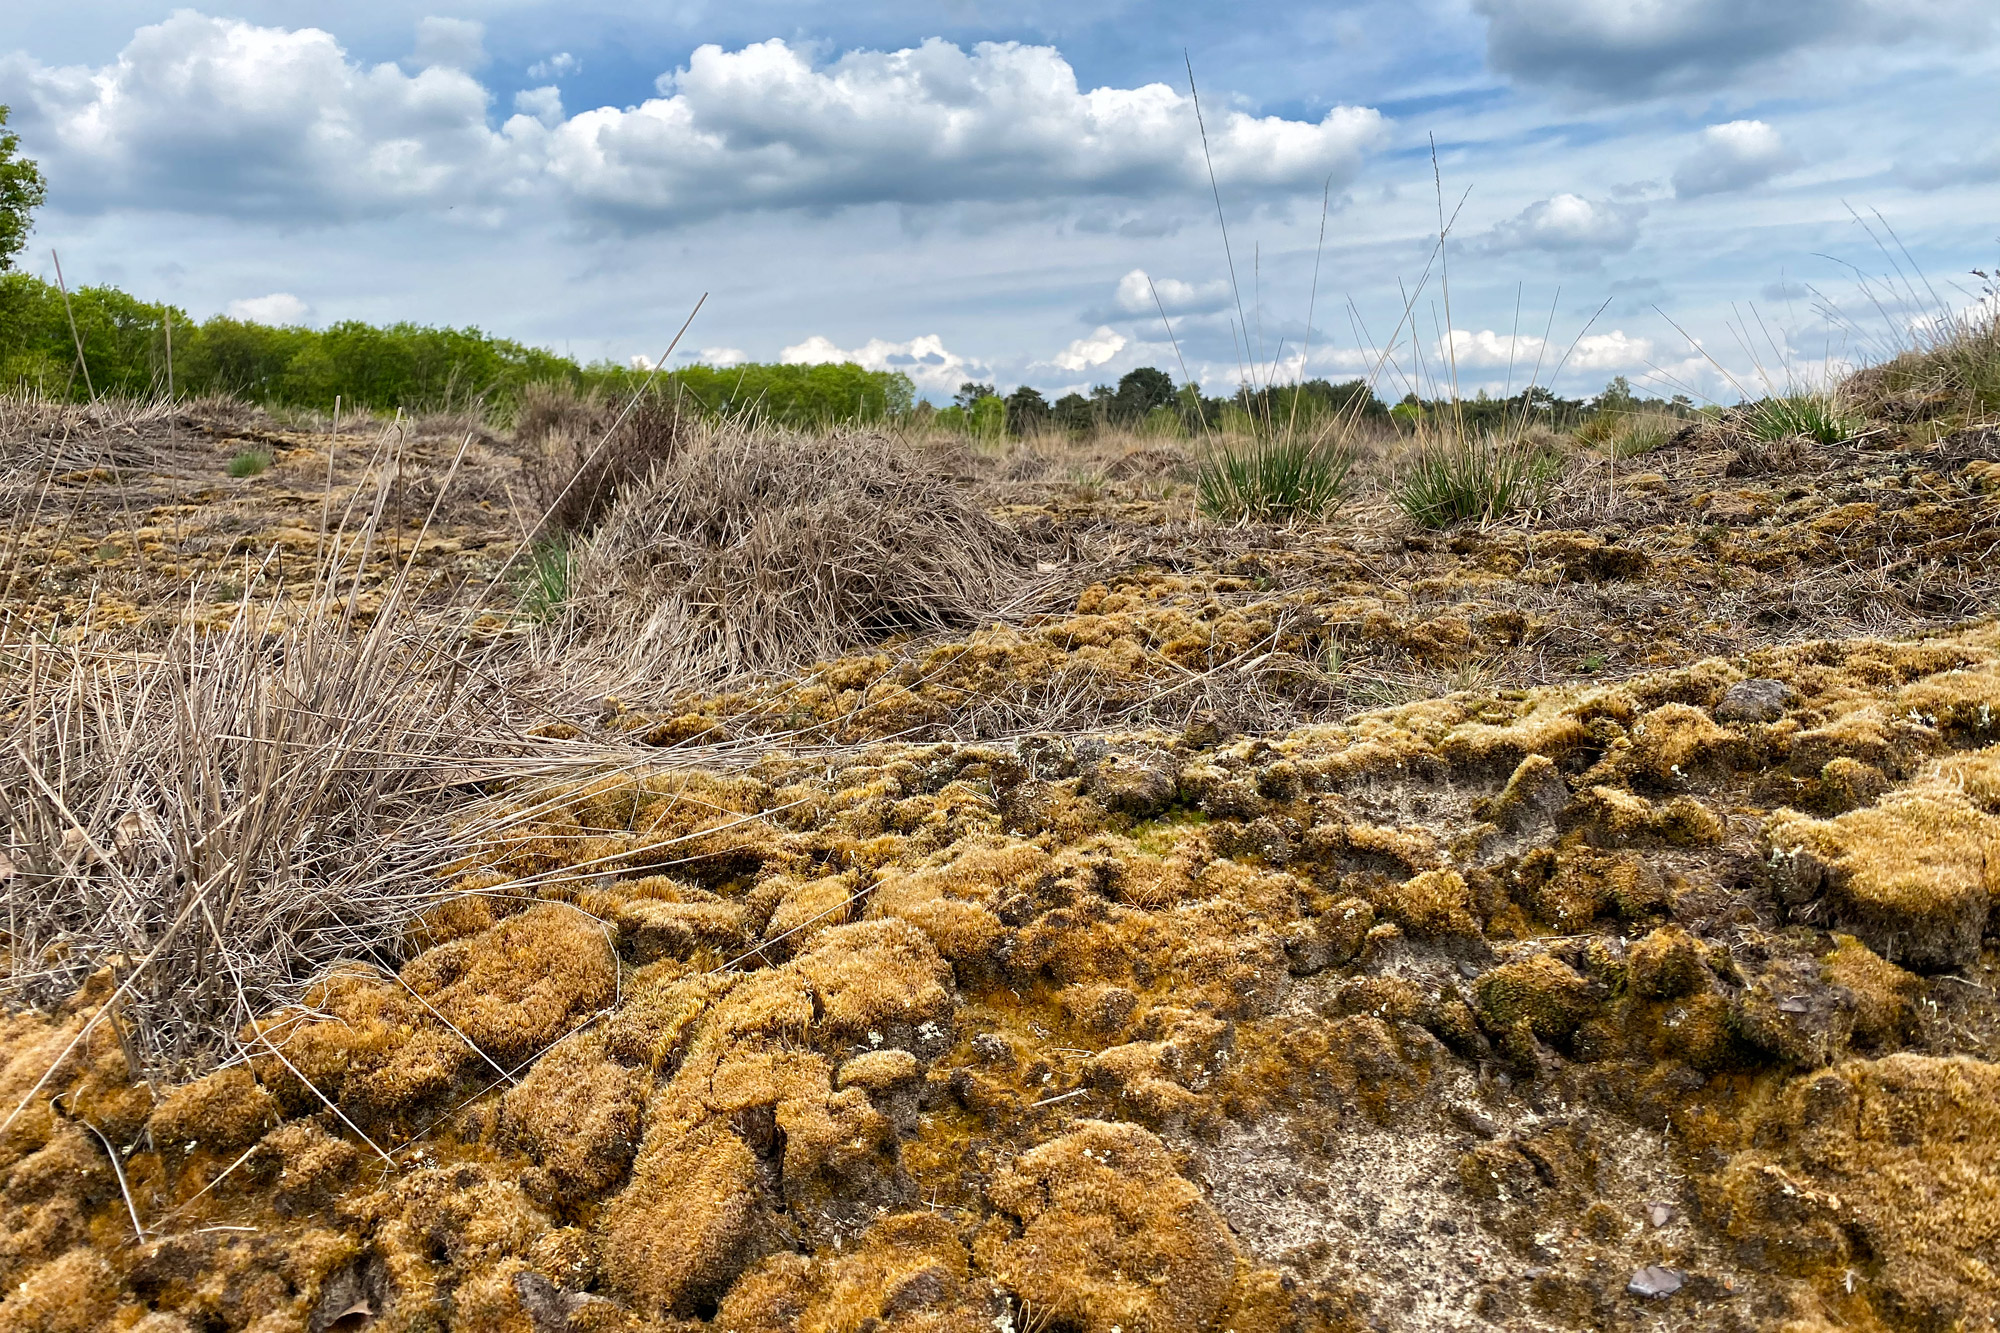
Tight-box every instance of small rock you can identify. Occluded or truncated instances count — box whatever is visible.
[1647,1202,1674,1228]
[1715,678,1792,724]
[1627,1265,1684,1298]
[1457,960,1484,980]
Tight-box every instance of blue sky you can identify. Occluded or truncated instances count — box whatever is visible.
[3,1,1997,402]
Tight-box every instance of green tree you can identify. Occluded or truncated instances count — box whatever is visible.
[1003,385,1050,434]
[1053,392,1093,431]
[954,381,996,410]
[0,105,49,272]
[1112,366,1175,420]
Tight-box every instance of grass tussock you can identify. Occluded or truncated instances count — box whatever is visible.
[516,384,698,537]
[1749,393,1856,444]
[1195,432,1355,523]
[554,418,1036,686]
[0,578,532,1082]
[1844,298,2000,423]
[1393,431,1564,528]
[226,449,272,478]
[1574,411,1681,459]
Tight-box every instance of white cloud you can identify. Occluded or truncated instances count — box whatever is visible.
[528,38,1386,226]
[690,346,747,367]
[1480,194,1645,254]
[1044,326,1129,373]
[1673,121,1798,197]
[526,52,580,81]
[1443,327,1657,374]
[1,13,510,218]
[1111,268,1232,317]
[1473,0,1993,97]
[514,86,563,127]
[411,16,485,72]
[5,21,1386,229]
[781,333,986,398]
[224,292,310,325]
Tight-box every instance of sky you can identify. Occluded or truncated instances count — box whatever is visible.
[2,1,1997,403]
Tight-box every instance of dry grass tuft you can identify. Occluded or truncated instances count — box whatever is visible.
[0,568,548,1083]
[552,417,1038,688]
[513,384,698,537]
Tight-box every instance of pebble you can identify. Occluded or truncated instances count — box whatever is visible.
[1647,1202,1675,1228]
[1627,1265,1684,1298]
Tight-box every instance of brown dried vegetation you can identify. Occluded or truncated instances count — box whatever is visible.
[2,381,2000,1333]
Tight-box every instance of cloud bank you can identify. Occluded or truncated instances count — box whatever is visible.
[1,14,1387,228]
[1474,0,1993,97]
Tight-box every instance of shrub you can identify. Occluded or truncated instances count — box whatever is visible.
[226,449,272,477]
[1749,394,1854,444]
[1393,432,1562,528]
[1196,433,1354,523]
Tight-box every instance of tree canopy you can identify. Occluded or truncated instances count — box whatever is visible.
[0,105,49,273]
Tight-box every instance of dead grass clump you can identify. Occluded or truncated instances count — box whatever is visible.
[514,384,696,536]
[1843,301,2000,422]
[558,419,1034,686]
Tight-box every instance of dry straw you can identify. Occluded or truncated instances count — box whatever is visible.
[547,416,1038,690]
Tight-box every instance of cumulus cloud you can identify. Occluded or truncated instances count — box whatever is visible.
[412,17,486,72]
[1473,0,1992,97]
[224,292,310,325]
[1444,327,1658,374]
[514,86,564,127]
[1045,327,1129,373]
[527,52,580,81]
[781,333,987,398]
[529,38,1386,225]
[1110,268,1232,317]
[1,17,1386,228]
[1480,194,1645,255]
[1672,121,1798,197]
[0,12,510,217]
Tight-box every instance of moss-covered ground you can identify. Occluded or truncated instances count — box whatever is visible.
[3,404,1999,1332]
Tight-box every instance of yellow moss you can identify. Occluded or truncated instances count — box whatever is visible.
[1474,954,1599,1042]
[1627,925,1709,1000]
[980,1120,1239,1333]
[403,900,619,1064]
[794,919,955,1042]
[6,1247,121,1333]
[1715,1054,2000,1326]
[1372,868,1477,938]
[147,1066,279,1155]
[599,1115,766,1316]
[1625,702,1741,785]
[760,872,857,956]
[501,1032,645,1195]
[1821,935,1918,1048]
[1769,766,1999,970]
